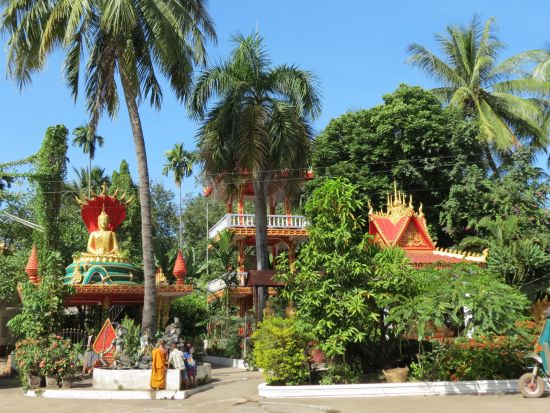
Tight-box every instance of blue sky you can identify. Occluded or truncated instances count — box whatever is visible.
[0,0,548,195]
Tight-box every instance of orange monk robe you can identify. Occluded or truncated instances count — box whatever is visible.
[150,348,167,390]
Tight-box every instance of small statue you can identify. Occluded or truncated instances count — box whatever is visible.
[136,334,153,369]
[263,300,275,319]
[285,300,296,318]
[106,324,132,368]
[86,209,119,256]
[162,317,185,350]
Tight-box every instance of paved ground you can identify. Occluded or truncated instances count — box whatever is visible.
[1,366,550,413]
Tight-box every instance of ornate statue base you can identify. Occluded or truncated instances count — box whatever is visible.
[64,252,141,285]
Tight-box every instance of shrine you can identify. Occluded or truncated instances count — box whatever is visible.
[23,185,193,342]
[367,183,486,267]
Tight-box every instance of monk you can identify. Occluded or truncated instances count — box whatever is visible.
[150,339,167,390]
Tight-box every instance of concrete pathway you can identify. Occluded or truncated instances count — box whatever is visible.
[1,365,550,413]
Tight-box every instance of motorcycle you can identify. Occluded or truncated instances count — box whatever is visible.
[518,309,550,398]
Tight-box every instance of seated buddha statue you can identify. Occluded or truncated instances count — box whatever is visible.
[86,209,119,256]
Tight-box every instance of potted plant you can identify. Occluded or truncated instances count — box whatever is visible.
[14,338,43,389]
[38,335,77,388]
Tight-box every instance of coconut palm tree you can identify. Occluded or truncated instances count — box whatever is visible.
[162,143,196,250]
[495,43,550,165]
[188,33,321,319]
[72,124,104,196]
[407,16,550,174]
[1,0,216,335]
[72,166,110,193]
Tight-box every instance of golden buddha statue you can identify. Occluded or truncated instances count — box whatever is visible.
[86,209,119,256]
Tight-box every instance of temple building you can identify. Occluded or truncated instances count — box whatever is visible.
[368,184,487,267]
[207,180,486,317]
[205,171,312,317]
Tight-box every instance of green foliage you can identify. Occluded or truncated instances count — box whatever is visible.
[200,230,239,315]
[278,178,378,359]
[408,16,549,155]
[120,317,141,363]
[7,252,66,340]
[37,334,79,379]
[190,32,320,274]
[13,338,42,384]
[111,160,142,264]
[151,183,178,249]
[319,361,362,385]
[0,251,27,305]
[388,265,530,340]
[170,294,209,339]
[32,125,68,259]
[252,317,312,385]
[460,216,550,292]
[181,193,225,265]
[311,84,481,243]
[410,332,535,381]
[441,149,550,243]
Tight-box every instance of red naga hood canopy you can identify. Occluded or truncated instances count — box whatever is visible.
[76,185,133,233]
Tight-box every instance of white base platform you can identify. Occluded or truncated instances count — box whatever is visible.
[258,379,520,398]
[93,364,211,391]
[25,384,212,400]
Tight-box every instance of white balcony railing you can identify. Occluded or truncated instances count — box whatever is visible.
[208,213,307,238]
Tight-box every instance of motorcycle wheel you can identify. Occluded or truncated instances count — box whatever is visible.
[519,372,545,398]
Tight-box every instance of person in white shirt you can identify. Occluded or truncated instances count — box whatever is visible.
[168,342,188,390]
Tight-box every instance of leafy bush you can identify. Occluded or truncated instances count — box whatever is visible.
[410,330,536,381]
[14,338,42,384]
[319,361,362,384]
[170,293,209,339]
[120,317,141,363]
[38,334,78,379]
[14,334,79,385]
[252,317,312,385]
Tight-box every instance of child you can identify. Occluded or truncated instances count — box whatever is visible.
[183,345,197,387]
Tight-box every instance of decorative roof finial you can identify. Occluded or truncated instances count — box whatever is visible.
[368,201,373,215]
[408,194,413,208]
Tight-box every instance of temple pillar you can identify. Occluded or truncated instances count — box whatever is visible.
[238,194,244,225]
[284,197,291,226]
[269,196,276,215]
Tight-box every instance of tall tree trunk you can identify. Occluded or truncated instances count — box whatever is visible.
[179,184,182,250]
[254,176,269,322]
[88,155,92,197]
[120,72,157,336]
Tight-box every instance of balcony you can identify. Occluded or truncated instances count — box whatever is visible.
[209,213,307,239]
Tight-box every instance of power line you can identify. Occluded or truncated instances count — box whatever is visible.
[13,151,489,184]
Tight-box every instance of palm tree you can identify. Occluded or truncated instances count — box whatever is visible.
[72,166,110,193]
[188,33,321,320]
[1,0,216,335]
[72,124,104,196]
[407,16,550,173]
[495,43,550,165]
[162,143,195,250]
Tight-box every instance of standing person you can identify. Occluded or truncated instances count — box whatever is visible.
[150,339,167,390]
[183,345,197,387]
[168,342,189,390]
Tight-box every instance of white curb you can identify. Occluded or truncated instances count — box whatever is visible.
[203,356,247,369]
[258,380,519,398]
